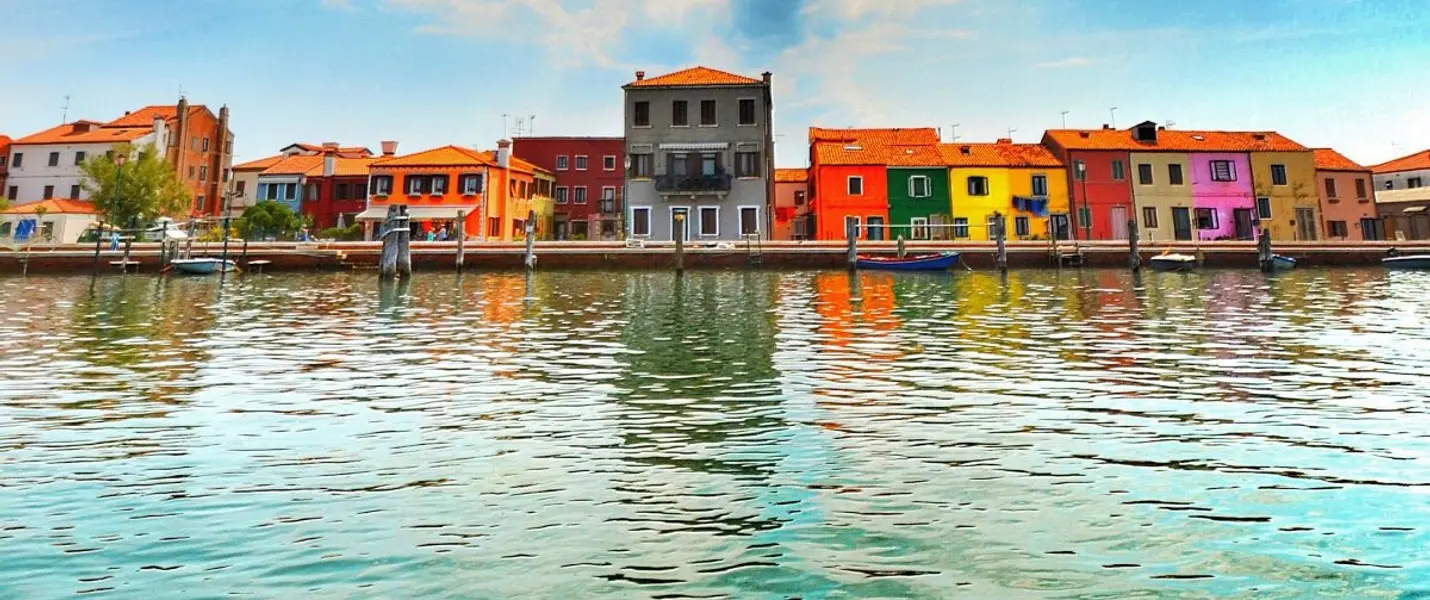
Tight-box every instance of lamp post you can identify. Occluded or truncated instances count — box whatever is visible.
[1076,160,1090,241]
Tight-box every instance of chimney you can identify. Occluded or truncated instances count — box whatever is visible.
[1102,124,1112,130]
[996,138,1013,145]
[496,139,512,168]
[381,140,398,156]
[635,70,646,81]
[762,71,772,84]
[152,114,166,149]
[322,143,337,177]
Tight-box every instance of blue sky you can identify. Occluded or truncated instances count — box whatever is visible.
[2,0,1427,168]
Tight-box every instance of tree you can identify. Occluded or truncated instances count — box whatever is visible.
[80,142,189,227]
[238,200,302,240]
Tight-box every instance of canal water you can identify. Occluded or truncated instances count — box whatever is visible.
[1,269,1428,598]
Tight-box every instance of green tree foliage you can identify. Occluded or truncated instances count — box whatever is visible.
[237,200,302,240]
[80,142,190,227]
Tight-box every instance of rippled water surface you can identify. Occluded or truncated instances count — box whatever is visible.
[3,268,1430,599]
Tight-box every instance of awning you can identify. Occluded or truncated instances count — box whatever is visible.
[1402,206,1428,214]
[356,205,479,221]
[658,142,730,151]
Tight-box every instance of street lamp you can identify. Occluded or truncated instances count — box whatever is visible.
[1076,161,1090,241]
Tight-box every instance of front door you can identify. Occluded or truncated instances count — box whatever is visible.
[866,216,885,241]
[1110,206,1129,240]
[1360,218,1382,241]
[1049,214,1070,240]
[671,208,690,242]
[1171,207,1193,241]
[1296,208,1318,240]
[554,221,568,241]
[1234,208,1255,240]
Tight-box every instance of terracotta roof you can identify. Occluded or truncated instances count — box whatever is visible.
[475,151,549,175]
[1,198,97,214]
[373,145,496,168]
[0,135,11,160]
[1313,148,1368,172]
[14,121,155,145]
[233,155,285,171]
[774,168,808,183]
[809,127,940,145]
[103,105,201,128]
[283,143,375,157]
[938,142,1064,168]
[1372,149,1430,175]
[1044,125,1309,153]
[626,66,763,88]
[260,155,375,178]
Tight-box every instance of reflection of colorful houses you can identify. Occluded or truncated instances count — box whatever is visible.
[1312,148,1380,241]
[809,128,940,241]
[813,272,900,351]
[941,140,1069,241]
[773,168,810,240]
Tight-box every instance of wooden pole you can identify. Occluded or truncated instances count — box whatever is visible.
[846,219,858,270]
[523,209,537,270]
[379,205,399,280]
[185,217,196,259]
[674,212,686,273]
[122,216,136,273]
[896,235,906,259]
[1257,226,1273,272]
[994,212,1008,273]
[455,210,466,271]
[241,238,249,266]
[92,220,103,275]
[1128,217,1141,271]
[397,206,412,278]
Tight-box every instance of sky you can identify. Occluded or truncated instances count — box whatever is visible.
[2,0,1428,169]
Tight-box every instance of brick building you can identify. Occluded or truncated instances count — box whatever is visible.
[513,136,624,240]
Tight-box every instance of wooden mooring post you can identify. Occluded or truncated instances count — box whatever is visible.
[673,212,686,273]
[92,220,104,275]
[994,212,1008,273]
[1257,227,1273,272]
[121,216,137,273]
[379,205,412,280]
[455,210,466,271]
[896,236,906,259]
[1128,218,1141,271]
[523,209,537,270]
[846,220,858,271]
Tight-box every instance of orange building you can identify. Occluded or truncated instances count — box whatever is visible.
[808,127,940,240]
[359,140,551,241]
[1312,148,1380,241]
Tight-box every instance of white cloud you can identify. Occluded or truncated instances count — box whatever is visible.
[1034,57,1092,69]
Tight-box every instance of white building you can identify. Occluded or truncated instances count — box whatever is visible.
[5,117,168,206]
[1371,149,1430,240]
[0,199,98,245]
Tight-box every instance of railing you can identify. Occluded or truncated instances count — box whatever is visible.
[598,199,617,213]
[654,174,732,194]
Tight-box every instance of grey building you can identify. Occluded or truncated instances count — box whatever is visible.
[622,67,774,242]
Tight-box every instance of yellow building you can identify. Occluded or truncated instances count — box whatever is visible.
[1251,151,1320,241]
[940,141,1070,241]
[1129,152,1194,241]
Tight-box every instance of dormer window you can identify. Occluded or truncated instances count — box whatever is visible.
[1134,121,1158,142]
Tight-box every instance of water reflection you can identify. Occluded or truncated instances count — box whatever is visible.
[1,269,1429,598]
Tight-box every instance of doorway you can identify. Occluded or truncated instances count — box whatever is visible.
[1110,206,1129,240]
[1049,214,1070,240]
[1296,207,1318,240]
[866,216,885,241]
[1171,207,1193,241]
[1233,208,1255,240]
[555,221,568,241]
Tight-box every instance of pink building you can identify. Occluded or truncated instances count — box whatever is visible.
[1189,152,1256,240]
[773,168,810,240]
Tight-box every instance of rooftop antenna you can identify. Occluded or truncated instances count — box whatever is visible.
[1061,110,1069,128]
[1007,127,1017,139]
[1110,107,1119,128]
[61,95,71,123]
[1164,120,1176,129]
[951,123,961,142]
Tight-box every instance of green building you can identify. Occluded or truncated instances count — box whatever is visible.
[886,161,952,240]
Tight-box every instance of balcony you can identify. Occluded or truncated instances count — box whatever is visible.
[654,174,732,195]
[598,199,617,214]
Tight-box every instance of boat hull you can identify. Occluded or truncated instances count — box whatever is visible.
[1148,255,1198,272]
[1384,255,1430,270]
[1269,255,1296,270]
[171,259,237,275]
[855,252,960,272]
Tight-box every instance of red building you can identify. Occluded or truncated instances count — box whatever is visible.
[258,144,374,229]
[512,136,624,240]
[1041,128,1135,241]
[808,128,939,240]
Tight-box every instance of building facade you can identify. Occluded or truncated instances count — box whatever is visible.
[622,66,774,242]
[254,144,375,229]
[1312,148,1380,241]
[772,168,810,240]
[886,147,952,240]
[232,142,377,216]
[0,135,11,202]
[808,128,940,241]
[0,199,98,244]
[512,136,624,240]
[1188,151,1256,241]
[942,140,1069,241]
[1371,149,1430,240]
[1251,150,1319,241]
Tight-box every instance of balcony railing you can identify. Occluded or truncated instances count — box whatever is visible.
[654,174,732,194]
[598,199,617,213]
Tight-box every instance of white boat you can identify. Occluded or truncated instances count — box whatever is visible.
[1148,253,1198,272]
[170,258,237,275]
[1383,255,1430,270]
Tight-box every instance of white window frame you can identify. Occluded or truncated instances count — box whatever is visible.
[575,155,589,171]
[738,205,760,237]
[1271,163,1289,187]
[556,155,569,171]
[555,186,568,204]
[698,99,718,127]
[847,176,864,196]
[698,206,720,237]
[603,155,616,171]
[967,176,990,196]
[669,206,691,241]
[908,175,931,198]
[631,206,652,237]
[1015,216,1030,238]
[573,186,588,205]
[737,97,757,127]
[407,176,423,195]
[843,215,861,238]
[1031,174,1048,196]
[910,217,929,240]
[1210,160,1236,182]
[952,217,970,239]
[461,174,482,195]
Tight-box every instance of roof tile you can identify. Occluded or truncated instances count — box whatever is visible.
[774,168,808,183]
[809,127,941,145]
[14,121,154,145]
[1313,148,1368,172]
[627,66,763,88]
[1372,149,1430,174]
[1044,126,1309,153]
[1,198,97,214]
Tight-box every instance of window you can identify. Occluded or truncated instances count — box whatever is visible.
[6,186,16,201]
[736,151,761,178]
[575,155,588,171]
[794,191,806,206]
[48,152,60,167]
[432,176,447,195]
[43,185,54,199]
[40,221,55,240]
[967,176,989,196]
[1355,178,1368,199]
[202,137,210,152]
[1271,164,1288,186]
[633,101,650,127]
[672,100,689,127]
[371,176,393,196]
[0,222,9,237]
[1328,221,1349,237]
[69,185,81,199]
[847,176,863,195]
[601,186,616,202]
[908,175,931,198]
[1256,197,1272,219]
[1143,206,1159,228]
[952,217,970,239]
[11,153,21,167]
[573,186,588,205]
[700,100,717,126]
[910,217,929,240]
[75,151,86,166]
[199,166,208,181]
[555,187,568,204]
[844,215,861,238]
[1078,207,1092,230]
[631,154,653,178]
[1137,163,1154,185]
[1111,160,1125,181]
[740,207,759,236]
[1195,208,1218,230]
[188,166,196,179]
[237,180,247,195]
[452,174,478,195]
[1014,216,1030,237]
[604,155,616,171]
[285,183,298,200]
[190,137,198,150]
[1031,174,1048,196]
[1324,177,1338,198]
[699,206,719,236]
[1210,160,1236,182]
[631,207,651,236]
[519,181,527,197]
[335,183,349,200]
[1168,163,1184,185]
[1410,177,1424,189]
[408,176,423,195]
[738,98,756,126]
[1385,180,1394,190]
[556,155,569,170]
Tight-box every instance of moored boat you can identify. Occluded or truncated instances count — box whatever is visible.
[855,252,960,272]
[1383,255,1430,270]
[171,258,237,275]
[1269,254,1296,270]
[1148,253,1198,272]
